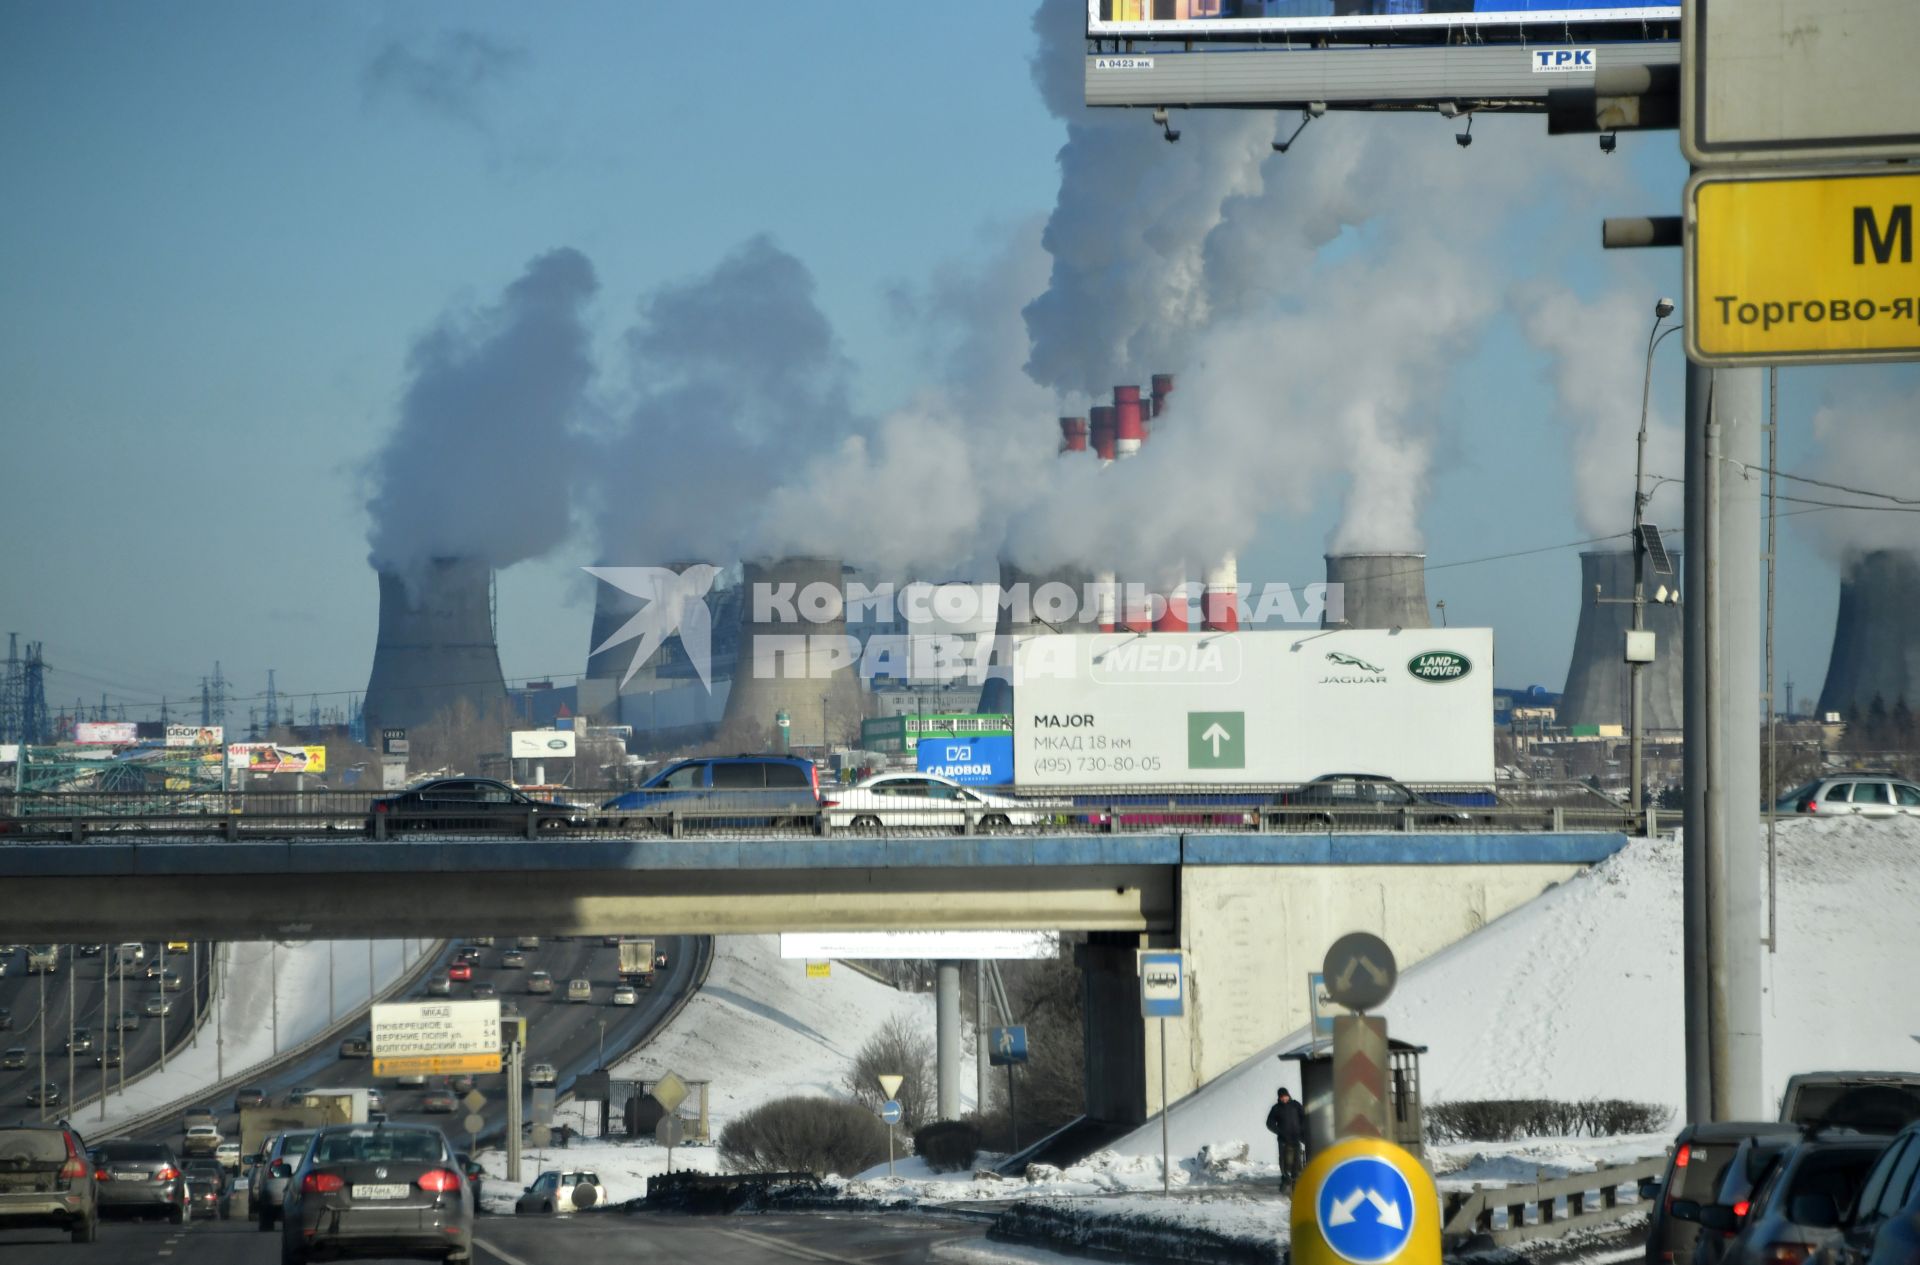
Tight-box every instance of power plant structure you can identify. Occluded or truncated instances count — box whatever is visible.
[1322,552,1432,630]
[578,563,741,744]
[1556,549,1685,731]
[361,557,509,740]
[719,556,868,749]
[1817,548,1920,720]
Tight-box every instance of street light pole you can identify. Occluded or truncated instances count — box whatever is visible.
[1631,299,1681,818]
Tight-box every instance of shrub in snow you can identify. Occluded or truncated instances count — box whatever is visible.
[718,1096,890,1178]
[1426,1098,1672,1144]
[843,1015,936,1133]
[913,1119,981,1173]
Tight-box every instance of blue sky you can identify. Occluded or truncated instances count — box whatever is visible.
[0,2,1905,727]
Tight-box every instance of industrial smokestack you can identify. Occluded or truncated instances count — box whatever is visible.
[1150,372,1175,420]
[1558,549,1685,731]
[1817,549,1920,720]
[720,557,866,749]
[1058,416,1088,454]
[362,558,509,739]
[1089,405,1117,463]
[1112,385,1145,458]
[1323,552,1432,630]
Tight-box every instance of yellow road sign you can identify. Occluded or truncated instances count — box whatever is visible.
[1291,1137,1440,1265]
[651,1071,691,1115]
[372,1052,501,1077]
[1689,168,1920,366]
[806,960,831,979]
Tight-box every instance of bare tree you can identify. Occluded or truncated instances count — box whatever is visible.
[845,1014,937,1134]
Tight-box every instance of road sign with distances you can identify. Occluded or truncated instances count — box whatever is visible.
[1688,167,1920,366]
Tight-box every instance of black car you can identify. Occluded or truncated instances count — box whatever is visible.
[1270,773,1475,829]
[0,1006,10,1031]
[1645,1121,1804,1265]
[278,1122,473,1264]
[1829,1119,1920,1265]
[1688,1136,1889,1265]
[366,778,584,836]
[234,1087,267,1110]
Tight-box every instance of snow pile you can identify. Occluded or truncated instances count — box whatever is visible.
[89,938,434,1132]
[1114,816,1920,1164]
[607,935,971,1130]
[470,1136,721,1214]
[1430,1132,1673,1193]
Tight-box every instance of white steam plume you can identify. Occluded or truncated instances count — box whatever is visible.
[364,247,596,576]
[1809,384,1920,558]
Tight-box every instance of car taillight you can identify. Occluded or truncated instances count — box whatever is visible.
[1675,1144,1691,1168]
[59,1157,86,1180]
[820,799,839,808]
[1734,1200,1751,1219]
[1761,1246,1812,1265]
[1804,799,1817,813]
[373,802,389,813]
[156,1167,179,1182]
[302,1172,344,1194]
[417,1169,461,1192]
[94,1169,111,1181]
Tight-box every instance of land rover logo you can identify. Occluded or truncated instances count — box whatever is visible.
[1408,651,1472,682]
[547,738,568,750]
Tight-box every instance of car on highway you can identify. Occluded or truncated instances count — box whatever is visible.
[529,1063,557,1088]
[234,1086,268,1110]
[93,1043,125,1068]
[456,1151,484,1199]
[1645,1121,1802,1265]
[0,1119,99,1243]
[467,936,495,947]
[1773,774,1920,818]
[602,754,826,830]
[90,1138,186,1223]
[143,960,174,979]
[396,1071,427,1088]
[153,970,183,992]
[829,771,1044,831]
[426,975,452,996]
[64,1027,94,1054]
[446,1074,475,1095]
[0,959,8,978]
[567,978,593,1003]
[447,961,473,983]
[601,934,621,947]
[527,969,555,995]
[339,1034,372,1058]
[515,1168,607,1216]
[1270,773,1475,828]
[114,1009,140,1031]
[365,776,584,836]
[214,1142,241,1171]
[183,1124,223,1157]
[421,1092,458,1114]
[251,1128,316,1230]
[500,950,527,969]
[501,1000,523,1019]
[143,995,176,1017]
[1827,1118,1920,1265]
[26,944,60,974]
[182,1158,230,1219]
[0,1005,9,1030]
[182,1106,216,1128]
[1690,1135,1889,1265]
[471,981,498,999]
[2,1046,29,1070]
[77,943,103,956]
[612,984,638,1006]
[1683,1132,1807,1265]
[25,1082,61,1107]
[276,1122,474,1265]
[516,935,541,950]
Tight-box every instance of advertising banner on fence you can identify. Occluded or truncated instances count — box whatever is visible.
[1088,1,1678,38]
[165,725,224,747]
[228,743,327,774]
[510,730,577,759]
[917,735,1014,785]
[73,722,140,745]
[1013,629,1492,786]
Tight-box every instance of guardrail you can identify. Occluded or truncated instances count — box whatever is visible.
[98,938,449,1142]
[60,946,217,1125]
[1441,1155,1666,1249]
[0,784,1657,840]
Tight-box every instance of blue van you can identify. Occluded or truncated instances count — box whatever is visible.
[601,756,825,830]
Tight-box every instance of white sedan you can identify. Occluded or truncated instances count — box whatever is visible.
[829,773,1047,831]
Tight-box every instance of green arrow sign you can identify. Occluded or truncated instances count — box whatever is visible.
[1187,711,1245,770]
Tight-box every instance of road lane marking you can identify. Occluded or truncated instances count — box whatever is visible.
[717,1226,867,1262]
[474,1236,540,1265]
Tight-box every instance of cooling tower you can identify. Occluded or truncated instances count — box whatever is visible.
[1557,549,1685,731]
[720,557,867,749]
[362,558,508,739]
[1322,552,1432,630]
[1817,549,1920,719]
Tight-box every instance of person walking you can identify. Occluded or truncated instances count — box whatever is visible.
[1266,1086,1307,1190]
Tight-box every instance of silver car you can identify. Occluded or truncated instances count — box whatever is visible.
[1774,774,1920,817]
[251,1128,315,1230]
[277,1122,473,1264]
[90,1139,186,1222]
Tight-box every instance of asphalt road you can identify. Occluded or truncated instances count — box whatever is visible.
[0,1207,992,1264]
[126,934,705,1157]
[0,942,212,1119]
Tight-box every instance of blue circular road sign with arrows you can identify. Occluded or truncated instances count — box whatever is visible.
[1315,1155,1417,1265]
[879,1099,903,1125]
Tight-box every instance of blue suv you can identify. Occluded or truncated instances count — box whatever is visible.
[601,756,827,830]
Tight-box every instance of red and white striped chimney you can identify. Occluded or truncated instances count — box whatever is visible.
[1089,405,1117,464]
[1057,416,1088,455]
[1112,385,1153,631]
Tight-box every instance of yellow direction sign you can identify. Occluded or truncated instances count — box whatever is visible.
[1292,1137,1440,1265]
[651,1071,690,1115]
[806,960,831,979]
[372,1052,501,1078]
[1688,167,1920,366]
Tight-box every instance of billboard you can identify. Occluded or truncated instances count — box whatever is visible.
[1012,630,1492,785]
[918,735,1014,785]
[74,722,140,745]
[510,729,577,759]
[228,744,327,774]
[1088,1,1678,37]
[780,931,1058,960]
[165,725,224,748]
[371,999,502,1077]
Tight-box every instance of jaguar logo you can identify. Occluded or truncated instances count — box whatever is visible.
[1324,651,1383,674]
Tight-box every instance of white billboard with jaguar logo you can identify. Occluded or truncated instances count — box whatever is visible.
[1013,629,1491,785]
